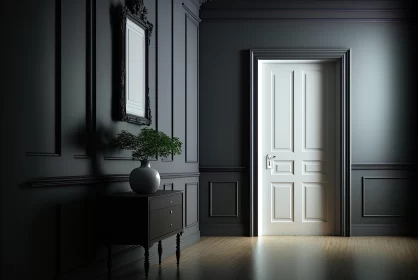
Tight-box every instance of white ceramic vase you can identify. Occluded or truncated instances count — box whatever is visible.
[129,160,160,193]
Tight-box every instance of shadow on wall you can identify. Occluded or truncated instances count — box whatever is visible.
[19,120,125,278]
[403,0,418,238]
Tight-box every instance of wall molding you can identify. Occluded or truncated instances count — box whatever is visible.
[74,0,96,159]
[103,156,158,161]
[26,0,62,157]
[190,0,211,10]
[200,166,247,172]
[352,163,413,170]
[209,181,239,217]
[351,224,409,236]
[200,9,408,22]
[155,0,159,133]
[161,172,200,179]
[182,3,202,23]
[28,173,200,187]
[103,156,138,160]
[166,0,175,162]
[155,0,174,162]
[184,11,199,163]
[200,0,405,10]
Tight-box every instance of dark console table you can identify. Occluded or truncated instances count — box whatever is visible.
[98,190,184,279]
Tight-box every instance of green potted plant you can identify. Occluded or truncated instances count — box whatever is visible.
[111,127,182,193]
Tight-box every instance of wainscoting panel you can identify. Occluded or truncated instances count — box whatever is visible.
[351,168,413,236]
[210,181,239,217]
[200,169,248,236]
[362,176,409,217]
[186,182,199,227]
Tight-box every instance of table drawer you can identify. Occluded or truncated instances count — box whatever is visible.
[149,193,182,211]
[149,205,182,240]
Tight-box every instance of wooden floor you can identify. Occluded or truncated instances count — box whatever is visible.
[117,236,418,280]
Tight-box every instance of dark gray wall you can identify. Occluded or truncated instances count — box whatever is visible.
[0,0,201,279]
[198,0,417,236]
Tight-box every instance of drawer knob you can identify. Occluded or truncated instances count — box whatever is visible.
[170,201,173,204]
[170,210,173,214]
[170,224,173,227]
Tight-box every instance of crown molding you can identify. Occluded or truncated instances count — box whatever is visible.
[199,0,409,21]
[200,0,405,10]
[190,0,212,10]
[200,8,408,21]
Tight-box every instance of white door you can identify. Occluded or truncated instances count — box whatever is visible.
[259,61,340,235]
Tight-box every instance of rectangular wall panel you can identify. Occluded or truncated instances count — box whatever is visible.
[272,71,294,151]
[26,0,61,156]
[72,0,93,159]
[351,170,411,227]
[158,0,173,161]
[304,183,327,221]
[362,177,409,217]
[272,183,293,221]
[173,0,186,162]
[186,183,199,226]
[210,181,239,217]
[185,14,199,162]
[303,70,326,151]
[199,172,246,236]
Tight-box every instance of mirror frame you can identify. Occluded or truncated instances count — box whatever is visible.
[120,0,153,125]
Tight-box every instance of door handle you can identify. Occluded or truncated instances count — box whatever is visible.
[266,154,275,169]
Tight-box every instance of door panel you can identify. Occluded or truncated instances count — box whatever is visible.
[272,71,294,151]
[260,62,339,235]
[272,183,294,221]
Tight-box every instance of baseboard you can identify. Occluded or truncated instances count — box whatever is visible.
[351,224,409,236]
[201,224,246,236]
[95,231,201,280]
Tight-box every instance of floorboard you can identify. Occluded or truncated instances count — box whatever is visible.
[113,236,418,280]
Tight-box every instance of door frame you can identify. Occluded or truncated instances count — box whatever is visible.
[250,49,351,237]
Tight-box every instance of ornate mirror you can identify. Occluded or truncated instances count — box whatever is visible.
[120,0,153,125]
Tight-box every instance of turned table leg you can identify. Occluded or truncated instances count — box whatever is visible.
[176,233,181,267]
[144,247,150,278]
[158,240,162,265]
